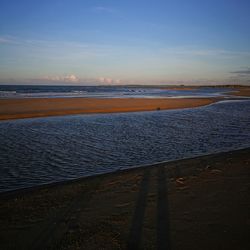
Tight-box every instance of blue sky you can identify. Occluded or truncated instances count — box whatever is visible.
[0,0,250,85]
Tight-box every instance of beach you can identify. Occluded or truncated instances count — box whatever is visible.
[1,0,250,249]
[0,97,218,121]
[0,86,249,249]
[0,148,249,249]
[1,85,249,121]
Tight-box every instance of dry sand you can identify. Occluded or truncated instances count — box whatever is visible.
[0,148,249,250]
[0,97,217,120]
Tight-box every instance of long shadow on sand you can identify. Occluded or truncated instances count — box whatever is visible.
[157,167,171,250]
[127,168,151,249]
[127,166,171,249]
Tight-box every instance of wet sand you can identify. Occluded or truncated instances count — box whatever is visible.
[161,86,199,91]
[0,97,217,120]
[230,87,250,97]
[0,148,249,249]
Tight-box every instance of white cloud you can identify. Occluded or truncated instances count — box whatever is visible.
[43,74,80,83]
[161,47,250,59]
[64,74,79,82]
[0,37,14,44]
[98,77,121,84]
[0,38,9,43]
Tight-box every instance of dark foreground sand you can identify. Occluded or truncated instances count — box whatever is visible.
[0,148,249,250]
[0,97,217,120]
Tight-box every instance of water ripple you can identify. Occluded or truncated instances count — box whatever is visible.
[0,100,250,192]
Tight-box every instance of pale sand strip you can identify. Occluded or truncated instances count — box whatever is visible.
[0,97,218,120]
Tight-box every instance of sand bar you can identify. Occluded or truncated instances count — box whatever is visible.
[160,86,199,91]
[0,97,217,120]
[230,87,250,97]
[0,148,249,249]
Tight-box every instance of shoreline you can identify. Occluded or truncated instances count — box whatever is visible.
[0,148,249,249]
[0,147,248,198]
[0,97,218,121]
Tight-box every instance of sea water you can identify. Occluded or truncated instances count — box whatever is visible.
[0,100,249,192]
[0,85,233,99]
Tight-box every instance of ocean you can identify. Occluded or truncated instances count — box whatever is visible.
[0,84,232,99]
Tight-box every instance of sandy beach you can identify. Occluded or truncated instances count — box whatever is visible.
[1,1,249,249]
[0,97,217,121]
[0,148,249,249]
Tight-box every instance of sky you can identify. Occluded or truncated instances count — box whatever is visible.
[0,0,250,85]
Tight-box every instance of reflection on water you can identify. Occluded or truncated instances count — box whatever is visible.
[0,100,250,192]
